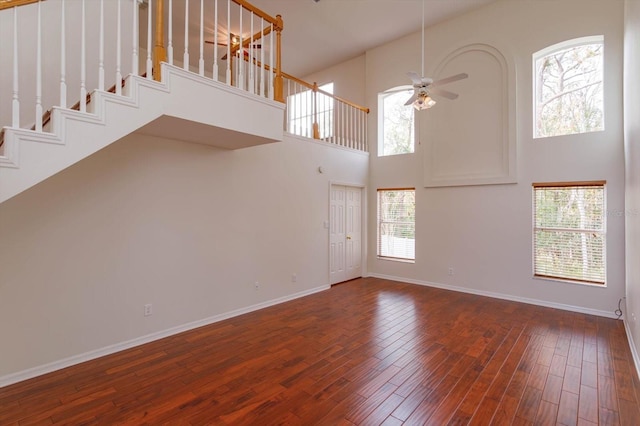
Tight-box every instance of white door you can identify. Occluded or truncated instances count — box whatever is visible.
[330,185,363,285]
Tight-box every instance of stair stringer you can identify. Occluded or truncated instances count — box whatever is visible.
[0,63,285,204]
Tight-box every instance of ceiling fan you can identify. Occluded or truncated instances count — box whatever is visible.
[403,0,468,110]
[205,33,261,49]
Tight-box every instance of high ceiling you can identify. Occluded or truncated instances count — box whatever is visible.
[250,0,496,77]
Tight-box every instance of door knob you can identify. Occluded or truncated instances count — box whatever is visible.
[346,236,351,240]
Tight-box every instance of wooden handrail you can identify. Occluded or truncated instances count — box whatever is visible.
[228,26,273,58]
[239,52,370,114]
[232,0,279,26]
[0,0,42,10]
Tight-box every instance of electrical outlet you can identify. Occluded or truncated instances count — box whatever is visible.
[254,281,260,290]
[292,273,297,283]
[144,304,152,317]
[448,267,454,276]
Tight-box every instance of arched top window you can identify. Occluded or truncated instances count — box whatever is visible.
[533,36,604,139]
[378,87,415,156]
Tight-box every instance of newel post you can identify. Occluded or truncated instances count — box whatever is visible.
[273,14,284,102]
[153,0,166,81]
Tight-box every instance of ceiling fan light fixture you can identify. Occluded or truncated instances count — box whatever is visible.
[413,92,436,110]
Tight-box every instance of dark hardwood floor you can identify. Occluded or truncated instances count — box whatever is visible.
[1,277,639,425]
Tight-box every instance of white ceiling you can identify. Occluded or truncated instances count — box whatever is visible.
[250,0,496,77]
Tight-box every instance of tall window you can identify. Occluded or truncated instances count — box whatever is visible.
[288,82,334,139]
[533,182,606,285]
[378,88,415,156]
[377,189,415,262]
[533,36,604,138]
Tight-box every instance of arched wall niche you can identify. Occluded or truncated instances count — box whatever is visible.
[422,42,517,187]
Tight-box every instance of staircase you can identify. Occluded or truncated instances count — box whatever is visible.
[0,0,369,204]
[0,63,284,203]
[0,0,286,204]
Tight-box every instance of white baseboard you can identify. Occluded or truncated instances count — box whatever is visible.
[624,320,640,381]
[0,285,330,389]
[367,273,617,319]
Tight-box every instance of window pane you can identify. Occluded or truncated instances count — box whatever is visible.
[533,183,605,285]
[534,38,604,138]
[534,186,604,230]
[287,83,334,139]
[378,189,415,261]
[380,90,414,156]
[534,230,605,283]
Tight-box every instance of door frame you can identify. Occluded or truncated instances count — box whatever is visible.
[329,182,367,285]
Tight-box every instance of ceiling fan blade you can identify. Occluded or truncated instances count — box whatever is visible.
[404,92,418,106]
[385,88,414,95]
[431,73,468,87]
[429,87,459,100]
[407,71,422,85]
[206,41,261,49]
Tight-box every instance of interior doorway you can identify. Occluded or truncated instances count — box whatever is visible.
[329,185,363,285]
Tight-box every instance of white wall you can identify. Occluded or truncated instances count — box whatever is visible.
[303,54,367,108]
[364,0,625,315]
[0,133,368,381]
[624,0,640,369]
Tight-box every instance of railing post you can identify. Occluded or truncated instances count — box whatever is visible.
[312,82,320,139]
[273,14,284,102]
[153,0,166,81]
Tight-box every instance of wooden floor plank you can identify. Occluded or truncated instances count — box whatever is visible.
[0,277,638,424]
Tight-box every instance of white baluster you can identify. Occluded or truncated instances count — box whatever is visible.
[356,109,360,150]
[132,0,139,75]
[198,0,204,75]
[238,5,243,90]
[350,108,354,149]
[226,0,231,84]
[345,104,349,147]
[12,7,19,128]
[285,79,290,132]
[362,110,366,150]
[259,18,264,97]
[212,0,218,81]
[146,0,152,78]
[361,111,367,151]
[168,0,173,64]
[365,111,368,151]
[35,1,43,131]
[80,0,86,112]
[60,0,66,108]
[269,24,273,100]
[341,102,345,146]
[183,0,189,70]
[99,0,104,91]
[249,11,254,94]
[116,0,122,95]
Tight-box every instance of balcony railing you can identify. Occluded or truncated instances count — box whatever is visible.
[283,75,369,152]
[0,0,369,152]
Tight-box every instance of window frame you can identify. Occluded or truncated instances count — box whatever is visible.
[377,86,415,157]
[288,82,334,139]
[532,181,607,286]
[377,188,416,263]
[532,35,604,139]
